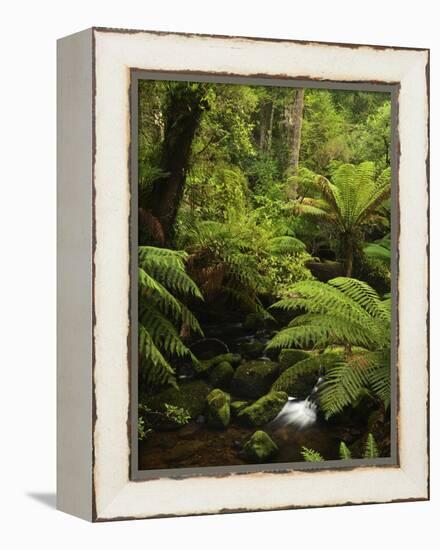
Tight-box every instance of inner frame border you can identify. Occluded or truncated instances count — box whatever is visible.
[129,70,400,482]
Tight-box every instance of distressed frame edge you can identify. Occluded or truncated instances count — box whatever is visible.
[56,27,94,522]
[85,29,429,522]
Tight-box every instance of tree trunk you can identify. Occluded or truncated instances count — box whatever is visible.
[141,84,207,246]
[345,241,354,277]
[259,100,274,152]
[285,89,305,198]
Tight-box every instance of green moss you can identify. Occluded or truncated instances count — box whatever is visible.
[240,341,265,359]
[242,430,278,463]
[278,349,311,373]
[271,363,319,399]
[209,361,234,389]
[230,400,250,416]
[206,388,231,428]
[143,380,211,419]
[196,353,242,374]
[237,391,288,426]
[231,360,279,398]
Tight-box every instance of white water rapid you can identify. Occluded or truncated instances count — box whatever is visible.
[270,377,324,430]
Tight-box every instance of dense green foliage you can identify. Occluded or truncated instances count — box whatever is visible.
[137,79,392,464]
[295,162,391,276]
[138,246,204,388]
[268,277,391,418]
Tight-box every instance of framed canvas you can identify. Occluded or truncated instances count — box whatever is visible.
[57,27,429,522]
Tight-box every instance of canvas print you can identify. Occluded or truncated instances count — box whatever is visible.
[136,79,393,470]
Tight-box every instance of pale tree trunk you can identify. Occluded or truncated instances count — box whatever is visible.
[285,89,305,198]
[259,100,274,152]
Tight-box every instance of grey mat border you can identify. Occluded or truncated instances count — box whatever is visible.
[129,71,399,481]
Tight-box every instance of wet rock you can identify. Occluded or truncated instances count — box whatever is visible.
[242,430,278,463]
[278,349,311,373]
[208,361,234,389]
[237,391,288,426]
[143,380,211,429]
[196,353,242,375]
[230,400,250,416]
[190,338,229,360]
[271,366,317,399]
[231,360,279,398]
[206,389,231,428]
[240,341,266,359]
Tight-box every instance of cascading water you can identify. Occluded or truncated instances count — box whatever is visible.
[269,376,324,430]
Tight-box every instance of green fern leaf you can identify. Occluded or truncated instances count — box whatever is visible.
[301,447,324,462]
[363,433,379,459]
[339,441,352,459]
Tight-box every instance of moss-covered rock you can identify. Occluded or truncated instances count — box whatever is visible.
[237,391,288,426]
[242,430,278,463]
[196,353,242,375]
[230,400,250,416]
[271,365,317,399]
[231,360,279,398]
[143,380,211,421]
[206,389,231,428]
[209,361,234,389]
[278,349,311,373]
[240,341,266,359]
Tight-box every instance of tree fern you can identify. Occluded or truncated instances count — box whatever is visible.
[176,214,309,313]
[295,162,391,276]
[301,447,324,462]
[138,246,204,388]
[267,277,391,418]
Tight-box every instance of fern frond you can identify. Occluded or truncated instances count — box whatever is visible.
[268,235,306,254]
[271,353,342,393]
[339,441,352,459]
[301,447,324,462]
[363,433,379,458]
[138,324,178,388]
[319,357,373,419]
[138,246,203,388]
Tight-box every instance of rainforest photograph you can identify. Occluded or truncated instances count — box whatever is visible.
[136,78,394,470]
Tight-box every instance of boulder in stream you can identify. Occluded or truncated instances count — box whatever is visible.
[240,340,266,359]
[278,349,311,373]
[196,353,242,375]
[271,365,318,399]
[231,360,279,398]
[237,391,288,426]
[230,400,250,416]
[206,388,231,429]
[208,361,234,389]
[242,430,278,463]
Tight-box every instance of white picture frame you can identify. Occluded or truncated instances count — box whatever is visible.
[57,27,429,522]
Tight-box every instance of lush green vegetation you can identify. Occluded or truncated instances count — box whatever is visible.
[137,80,392,468]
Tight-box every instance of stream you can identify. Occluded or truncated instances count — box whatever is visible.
[139,320,363,470]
